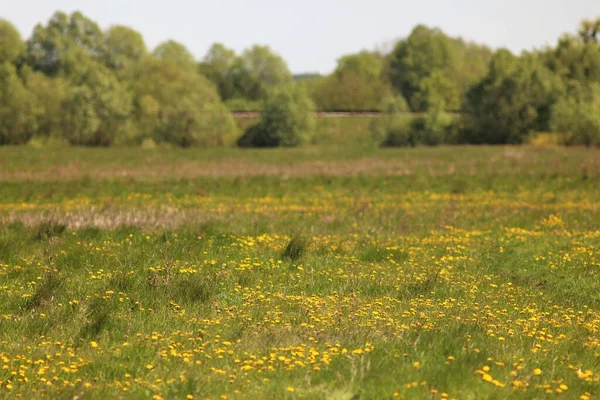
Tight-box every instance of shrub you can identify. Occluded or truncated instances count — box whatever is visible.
[369,95,411,145]
[410,107,454,146]
[381,107,454,147]
[282,235,309,261]
[237,84,315,147]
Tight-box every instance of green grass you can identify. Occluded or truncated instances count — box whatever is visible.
[0,146,599,399]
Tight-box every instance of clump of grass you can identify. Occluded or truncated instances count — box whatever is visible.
[79,297,113,340]
[359,243,388,263]
[109,270,134,291]
[450,178,468,194]
[169,278,215,304]
[282,235,309,261]
[25,268,62,310]
[25,240,62,310]
[34,221,66,241]
[400,268,443,299]
[146,244,218,304]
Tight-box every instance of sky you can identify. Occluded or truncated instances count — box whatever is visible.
[2,0,600,74]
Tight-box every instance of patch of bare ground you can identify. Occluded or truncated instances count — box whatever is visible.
[0,159,447,181]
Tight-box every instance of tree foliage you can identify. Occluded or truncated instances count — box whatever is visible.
[3,10,600,148]
[103,25,147,70]
[199,43,238,100]
[461,51,564,144]
[388,25,492,111]
[20,66,71,138]
[62,57,133,146]
[131,59,234,147]
[550,82,600,147]
[25,11,105,75]
[312,72,390,111]
[233,45,292,100]
[152,40,196,69]
[0,19,25,64]
[335,51,385,80]
[199,43,291,102]
[312,51,391,111]
[579,18,600,43]
[369,95,410,145]
[0,62,37,144]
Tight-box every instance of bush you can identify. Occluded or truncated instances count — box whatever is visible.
[381,107,455,147]
[369,95,411,145]
[372,94,455,147]
[381,94,410,114]
[410,108,455,146]
[237,84,315,147]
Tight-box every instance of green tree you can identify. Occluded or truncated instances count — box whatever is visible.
[406,106,455,146]
[579,18,600,43]
[103,25,147,70]
[312,51,391,111]
[369,95,411,145]
[312,71,390,111]
[233,45,292,100]
[389,25,459,110]
[412,70,461,111]
[388,25,491,111]
[238,84,315,147]
[462,50,564,144]
[20,66,71,138]
[550,82,600,146]
[0,19,25,64]
[335,51,385,80]
[541,34,600,83]
[62,57,133,146]
[131,59,235,147]
[199,43,238,100]
[0,62,37,144]
[152,40,196,69]
[25,11,105,75]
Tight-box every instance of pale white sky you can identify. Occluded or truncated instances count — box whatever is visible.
[1,0,599,74]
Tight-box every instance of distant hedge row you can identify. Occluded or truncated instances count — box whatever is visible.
[1,13,600,147]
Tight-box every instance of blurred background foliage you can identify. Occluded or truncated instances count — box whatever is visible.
[1,11,600,147]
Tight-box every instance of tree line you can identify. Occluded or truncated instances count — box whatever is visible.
[0,11,599,147]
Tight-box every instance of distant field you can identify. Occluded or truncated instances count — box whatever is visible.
[1,146,600,399]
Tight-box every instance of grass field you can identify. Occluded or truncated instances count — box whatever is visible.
[1,146,600,399]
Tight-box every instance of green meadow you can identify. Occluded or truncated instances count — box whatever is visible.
[1,146,599,399]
